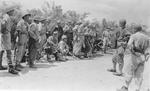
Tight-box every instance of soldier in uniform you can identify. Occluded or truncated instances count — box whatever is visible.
[53,21,64,42]
[118,25,150,91]
[58,35,69,60]
[45,31,64,62]
[102,27,111,53]
[116,19,130,47]
[0,7,18,74]
[28,16,41,68]
[36,17,48,60]
[15,11,31,70]
[63,22,73,53]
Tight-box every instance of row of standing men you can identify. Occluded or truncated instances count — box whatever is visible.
[0,8,97,75]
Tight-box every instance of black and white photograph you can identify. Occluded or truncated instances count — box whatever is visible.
[0,0,150,91]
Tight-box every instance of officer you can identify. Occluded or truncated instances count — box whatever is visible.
[28,16,41,68]
[15,11,31,71]
[0,7,18,74]
[118,25,150,91]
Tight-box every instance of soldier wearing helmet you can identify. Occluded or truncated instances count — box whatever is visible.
[58,35,69,60]
[0,6,18,74]
[15,11,31,70]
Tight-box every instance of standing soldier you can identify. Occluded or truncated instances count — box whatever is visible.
[116,19,129,47]
[15,11,31,71]
[28,16,41,68]
[63,22,73,53]
[53,21,64,42]
[102,27,110,54]
[36,17,48,60]
[118,25,150,91]
[0,7,18,74]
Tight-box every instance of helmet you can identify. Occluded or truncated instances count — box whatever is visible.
[119,19,126,26]
[22,11,31,18]
[4,6,15,13]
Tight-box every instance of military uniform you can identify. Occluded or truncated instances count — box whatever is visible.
[102,28,110,53]
[15,19,29,66]
[0,8,18,74]
[119,31,149,91]
[58,35,69,59]
[46,33,62,61]
[36,22,47,60]
[28,21,39,67]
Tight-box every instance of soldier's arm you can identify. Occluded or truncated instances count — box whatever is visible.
[29,24,38,40]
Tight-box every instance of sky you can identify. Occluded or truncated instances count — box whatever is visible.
[1,0,150,25]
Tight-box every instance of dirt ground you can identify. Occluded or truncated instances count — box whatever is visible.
[0,52,149,91]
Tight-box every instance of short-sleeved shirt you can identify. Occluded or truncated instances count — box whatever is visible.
[58,40,69,53]
[17,19,29,35]
[2,14,12,33]
[29,22,39,40]
[128,32,149,54]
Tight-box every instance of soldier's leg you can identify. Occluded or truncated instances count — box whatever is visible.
[108,57,117,72]
[117,58,124,75]
[6,50,18,74]
[0,50,7,70]
[15,45,24,71]
[134,63,144,91]
[28,44,37,67]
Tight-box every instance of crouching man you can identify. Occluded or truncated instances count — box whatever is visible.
[58,35,69,60]
[45,31,64,62]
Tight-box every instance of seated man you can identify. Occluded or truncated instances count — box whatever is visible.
[45,31,65,62]
[58,35,69,60]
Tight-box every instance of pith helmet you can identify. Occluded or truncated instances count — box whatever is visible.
[22,11,31,18]
[4,6,15,13]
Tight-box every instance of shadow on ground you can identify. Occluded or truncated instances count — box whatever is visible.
[0,63,57,77]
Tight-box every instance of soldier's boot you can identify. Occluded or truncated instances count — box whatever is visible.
[29,62,37,68]
[6,50,18,74]
[0,51,7,70]
[8,65,18,74]
[107,61,116,72]
[55,53,66,62]
[117,86,128,91]
[114,63,123,76]
[15,63,24,71]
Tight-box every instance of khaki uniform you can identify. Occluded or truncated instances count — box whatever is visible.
[28,22,39,65]
[58,40,69,55]
[102,29,110,53]
[15,19,29,65]
[0,14,13,65]
[123,32,149,91]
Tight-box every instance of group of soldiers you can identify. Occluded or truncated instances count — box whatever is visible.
[0,6,150,91]
[0,7,98,75]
